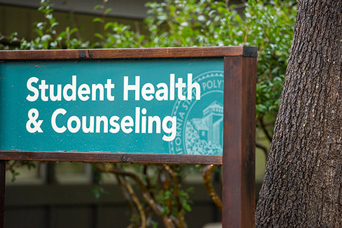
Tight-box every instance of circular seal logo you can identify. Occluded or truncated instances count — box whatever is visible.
[169,71,223,155]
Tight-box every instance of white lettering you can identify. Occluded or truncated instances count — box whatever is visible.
[124,76,140,101]
[51,108,67,133]
[141,83,154,101]
[105,79,115,101]
[67,116,81,133]
[92,84,104,101]
[175,77,186,100]
[26,77,39,102]
[63,75,77,101]
[78,84,90,101]
[187,73,200,100]
[121,116,133,133]
[162,116,176,141]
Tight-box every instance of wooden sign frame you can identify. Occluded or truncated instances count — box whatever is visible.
[0,46,256,228]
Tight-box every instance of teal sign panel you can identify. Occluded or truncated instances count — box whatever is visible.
[0,58,223,155]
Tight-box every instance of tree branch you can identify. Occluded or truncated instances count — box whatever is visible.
[123,177,146,228]
[202,165,222,210]
[114,172,139,220]
[91,163,181,227]
[259,116,273,142]
[256,142,269,160]
[5,161,17,171]
[163,164,186,228]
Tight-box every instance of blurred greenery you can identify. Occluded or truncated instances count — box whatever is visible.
[0,0,297,227]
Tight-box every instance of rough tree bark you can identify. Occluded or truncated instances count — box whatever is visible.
[256,1,342,227]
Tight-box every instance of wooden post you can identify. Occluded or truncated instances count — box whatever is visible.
[0,160,5,228]
[222,56,256,228]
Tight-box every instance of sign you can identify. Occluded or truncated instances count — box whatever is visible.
[0,47,257,228]
[0,58,224,155]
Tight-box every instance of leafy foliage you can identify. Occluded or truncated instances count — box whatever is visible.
[144,0,297,135]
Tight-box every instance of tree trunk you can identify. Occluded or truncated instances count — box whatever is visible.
[256,1,342,227]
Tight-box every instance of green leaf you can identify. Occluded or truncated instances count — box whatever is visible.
[93,18,103,23]
[94,33,104,40]
[50,22,58,28]
[41,34,51,41]
[93,5,102,10]
[104,8,112,15]
[69,28,78,35]
[104,22,113,30]
[34,29,43,37]
[184,204,191,212]
[257,104,267,114]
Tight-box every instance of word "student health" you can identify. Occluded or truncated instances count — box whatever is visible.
[25,74,201,142]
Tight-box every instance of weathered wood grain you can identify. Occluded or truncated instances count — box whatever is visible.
[222,56,256,228]
[0,161,5,228]
[0,46,257,60]
[0,151,222,165]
